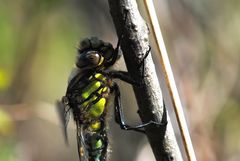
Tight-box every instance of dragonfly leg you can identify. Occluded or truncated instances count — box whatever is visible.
[105,9,129,67]
[104,71,142,87]
[138,45,151,78]
[101,46,151,87]
[112,83,167,134]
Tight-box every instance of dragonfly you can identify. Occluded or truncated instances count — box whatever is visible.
[56,12,162,161]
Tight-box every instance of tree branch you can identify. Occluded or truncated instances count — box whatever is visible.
[108,0,183,161]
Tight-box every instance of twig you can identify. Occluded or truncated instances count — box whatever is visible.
[143,1,197,161]
[108,0,183,161]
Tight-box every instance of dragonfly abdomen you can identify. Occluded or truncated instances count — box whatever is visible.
[83,120,108,161]
[76,72,111,161]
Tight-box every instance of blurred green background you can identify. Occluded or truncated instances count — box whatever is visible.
[0,0,239,161]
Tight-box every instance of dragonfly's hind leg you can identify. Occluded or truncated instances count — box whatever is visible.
[112,83,167,134]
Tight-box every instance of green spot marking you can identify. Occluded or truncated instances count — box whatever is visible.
[95,139,103,149]
[89,98,106,117]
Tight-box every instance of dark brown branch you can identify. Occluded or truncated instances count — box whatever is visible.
[108,0,183,161]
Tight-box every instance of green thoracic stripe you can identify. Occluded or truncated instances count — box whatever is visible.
[80,73,108,118]
[82,81,101,99]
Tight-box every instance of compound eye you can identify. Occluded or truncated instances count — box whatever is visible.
[76,50,104,69]
[86,51,101,65]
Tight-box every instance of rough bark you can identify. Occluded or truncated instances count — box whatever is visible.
[108,0,183,161]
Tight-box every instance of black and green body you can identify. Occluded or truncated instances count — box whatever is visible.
[59,37,117,161]
[66,71,112,161]
[57,36,163,161]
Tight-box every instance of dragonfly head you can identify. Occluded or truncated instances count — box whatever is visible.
[76,37,120,70]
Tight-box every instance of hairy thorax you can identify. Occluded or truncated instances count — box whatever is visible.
[67,69,113,124]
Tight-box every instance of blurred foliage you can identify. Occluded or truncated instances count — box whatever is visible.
[0,140,15,161]
[0,69,10,90]
[0,108,14,135]
[0,0,239,161]
[214,99,240,159]
[0,108,15,161]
